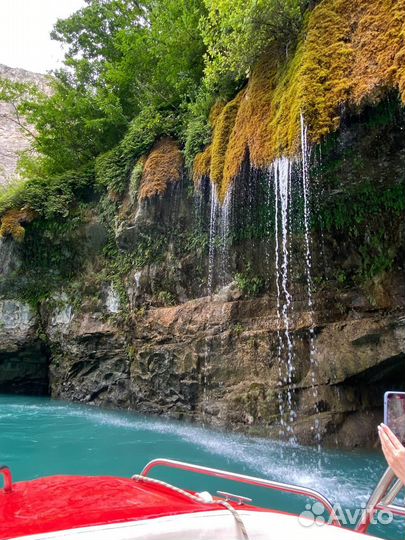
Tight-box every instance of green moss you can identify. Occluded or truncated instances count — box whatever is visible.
[102,233,166,283]
[155,290,176,306]
[129,157,147,199]
[0,166,94,221]
[1,214,86,306]
[95,107,178,196]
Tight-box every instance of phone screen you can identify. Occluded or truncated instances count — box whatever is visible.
[385,392,405,444]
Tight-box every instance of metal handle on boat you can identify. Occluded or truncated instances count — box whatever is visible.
[356,467,405,533]
[140,458,340,526]
[380,478,403,508]
[0,466,13,493]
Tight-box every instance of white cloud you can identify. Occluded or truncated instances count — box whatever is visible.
[0,0,86,73]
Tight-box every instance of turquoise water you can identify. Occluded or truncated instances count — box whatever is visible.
[0,394,403,539]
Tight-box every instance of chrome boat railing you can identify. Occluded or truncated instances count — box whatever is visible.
[355,467,404,533]
[140,458,341,526]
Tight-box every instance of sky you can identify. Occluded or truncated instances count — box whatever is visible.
[0,0,86,74]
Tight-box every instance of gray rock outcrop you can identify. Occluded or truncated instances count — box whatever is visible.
[0,64,49,185]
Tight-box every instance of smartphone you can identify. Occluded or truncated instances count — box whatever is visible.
[384,391,405,444]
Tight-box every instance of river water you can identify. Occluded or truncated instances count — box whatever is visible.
[0,394,403,539]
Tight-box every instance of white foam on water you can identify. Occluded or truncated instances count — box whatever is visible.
[33,402,382,507]
[0,398,385,511]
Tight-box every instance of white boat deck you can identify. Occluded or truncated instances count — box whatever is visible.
[16,509,381,540]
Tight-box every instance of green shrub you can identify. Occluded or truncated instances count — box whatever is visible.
[95,107,177,195]
[155,290,176,306]
[0,166,94,218]
[235,264,265,297]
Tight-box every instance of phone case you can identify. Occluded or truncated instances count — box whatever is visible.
[384,391,405,426]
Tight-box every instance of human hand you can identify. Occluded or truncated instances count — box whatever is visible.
[378,423,405,485]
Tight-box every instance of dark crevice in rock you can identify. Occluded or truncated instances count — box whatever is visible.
[0,341,50,396]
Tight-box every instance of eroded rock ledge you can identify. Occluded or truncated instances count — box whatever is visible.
[1,283,403,448]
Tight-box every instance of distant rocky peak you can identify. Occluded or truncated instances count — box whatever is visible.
[0,64,50,186]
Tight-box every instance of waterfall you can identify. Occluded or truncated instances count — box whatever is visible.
[219,186,233,287]
[193,184,204,228]
[207,184,219,295]
[268,134,319,444]
[300,114,321,448]
[200,132,319,444]
[272,158,296,440]
[300,115,313,311]
[207,183,233,295]
[201,339,210,427]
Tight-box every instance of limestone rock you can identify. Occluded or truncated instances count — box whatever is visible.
[0,64,50,186]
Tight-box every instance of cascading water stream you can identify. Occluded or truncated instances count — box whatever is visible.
[219,186,233,287]
[207,183,233,295]
[201,339,211,427]
[193,187,204,229]
[207,184,219,295]
[272,158,296,440]
[269,139,321,444]
[300,113,321,448]
[272,163,284,434]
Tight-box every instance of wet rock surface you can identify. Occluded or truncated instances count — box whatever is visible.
[0,102,404,448]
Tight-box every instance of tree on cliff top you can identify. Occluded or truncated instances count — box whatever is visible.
[0,0,309,216]
[1,0,206,181]
[201,0,310,92]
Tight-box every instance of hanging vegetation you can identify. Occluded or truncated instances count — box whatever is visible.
[139,138,183,200]
[194,0,405,201]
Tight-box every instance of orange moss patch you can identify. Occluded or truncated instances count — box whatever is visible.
[209,100,226,126]
[193,145,212,186]
[0,209,36,241]
[193,92,244,200]
[210,92,244,201]
[193,99,228,190]
[350,0,405,104]
[139,138,183,200]
[196,0,405,202]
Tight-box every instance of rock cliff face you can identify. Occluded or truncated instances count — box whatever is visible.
[0,297,48,395]
[1,228,403,448]
[0,64,49,185]
[0,97,404,449]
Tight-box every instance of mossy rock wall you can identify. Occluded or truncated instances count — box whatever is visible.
[194,0,405,201]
